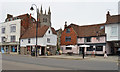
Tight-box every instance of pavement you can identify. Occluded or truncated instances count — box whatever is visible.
[39,54,118,62]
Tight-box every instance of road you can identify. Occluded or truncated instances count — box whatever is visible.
[1,54,118,70]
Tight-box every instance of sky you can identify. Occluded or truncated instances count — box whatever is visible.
[0,0,119,30]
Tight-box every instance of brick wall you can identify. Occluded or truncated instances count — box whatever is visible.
[61,27,77,45]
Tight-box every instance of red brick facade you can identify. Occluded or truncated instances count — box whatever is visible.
[61,27,77,45]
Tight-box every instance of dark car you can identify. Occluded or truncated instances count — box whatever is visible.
[117,48,120,56]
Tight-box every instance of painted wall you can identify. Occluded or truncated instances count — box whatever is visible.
[77,36,106,44]
[61,45,78,54]
[105,23,119,41]
[0,19,21,43]
[20,27,57,47]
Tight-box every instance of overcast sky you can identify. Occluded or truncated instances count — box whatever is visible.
[0,0,119,30]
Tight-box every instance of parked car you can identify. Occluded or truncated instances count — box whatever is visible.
[117,48,120,56]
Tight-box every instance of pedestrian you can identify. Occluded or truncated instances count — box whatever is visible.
[104,51,108,59]
[91,50,95,57]
[39,49,41,56]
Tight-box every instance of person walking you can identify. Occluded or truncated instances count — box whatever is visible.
[104,51,108,59]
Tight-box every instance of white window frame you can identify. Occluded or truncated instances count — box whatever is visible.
[10,24,16,33]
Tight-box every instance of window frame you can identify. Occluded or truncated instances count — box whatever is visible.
[1,27,5,34]
[96,46,103,51]
[86,37,91,42]
[66,47,72,50]
[66,28,70,33]
[10,24,16,33]
[47,38,50,43]
[65,36,71,42]
[28,38,31,43]
[10,35,16,42]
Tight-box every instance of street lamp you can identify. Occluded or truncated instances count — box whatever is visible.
[30,4,39,57]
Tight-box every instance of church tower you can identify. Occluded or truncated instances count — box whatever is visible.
[38,5,51,27]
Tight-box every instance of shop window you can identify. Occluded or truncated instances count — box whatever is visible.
[66,28,70,33]
[65,36,71,42]
[66,47,72,50]
[11,46,17,52]
[96,46,103,51]
[87,46,93,51]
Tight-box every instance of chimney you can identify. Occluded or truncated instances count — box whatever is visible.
[64,21,67,29]
[7,14,13,19]
[106,11,110,23]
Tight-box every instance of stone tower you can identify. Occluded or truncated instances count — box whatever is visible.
[38,5,51,27]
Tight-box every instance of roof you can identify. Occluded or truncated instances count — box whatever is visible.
[21,25,57,39]
[66,23,105,37]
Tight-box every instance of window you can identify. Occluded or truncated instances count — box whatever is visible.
[43,18,47,22]
[96,46,103,51]
[87,46,93,51]
[10,36,16,42]
[47,38,50,43]
[86,37,91,42]
[111,27,117,36]
[66,47,72,50]
[28,38,30,43]
[10,25,16,33]
[1,37,6,42]
[48,30,50,34]
[65,36,71,42]
[1,27,5,34]
[66,28,70,33]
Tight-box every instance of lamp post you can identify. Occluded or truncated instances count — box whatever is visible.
[30,4,39,57]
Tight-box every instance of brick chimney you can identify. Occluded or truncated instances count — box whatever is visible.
[106,11,111,23]
[7,14,13,19]
[64,21,67,29]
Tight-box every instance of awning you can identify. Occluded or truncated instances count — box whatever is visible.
[66,45,75,47]
[79,45,90,47]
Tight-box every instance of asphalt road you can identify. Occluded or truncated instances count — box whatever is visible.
[2,54,118,70]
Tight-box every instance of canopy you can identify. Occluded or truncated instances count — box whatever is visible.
[79,45,90,47]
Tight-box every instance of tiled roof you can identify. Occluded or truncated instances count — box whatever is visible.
[67,23,105,37]
[21,25,56,39]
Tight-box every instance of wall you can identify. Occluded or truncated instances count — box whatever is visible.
[105,23,119,41]
[0,19,21,43]
[61,45,78,54]
[77,36,106,44]
[61,27,77,45]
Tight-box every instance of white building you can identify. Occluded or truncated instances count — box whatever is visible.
[20,25,57,55]
[105,11,120,54]
[0,14,36,54]
[0,19,21,54]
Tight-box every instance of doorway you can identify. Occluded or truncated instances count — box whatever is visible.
[41,47,45,55]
